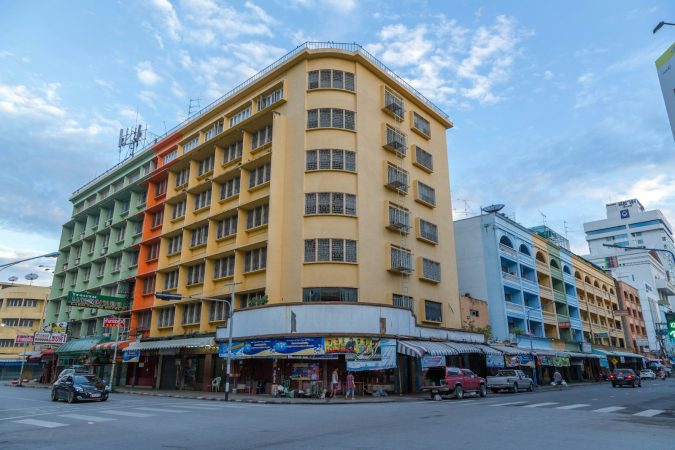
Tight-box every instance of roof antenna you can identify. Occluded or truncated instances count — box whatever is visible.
[538,210,547,227]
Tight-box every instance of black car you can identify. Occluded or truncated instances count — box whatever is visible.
[609,368,641,388]
[51,374,110,403]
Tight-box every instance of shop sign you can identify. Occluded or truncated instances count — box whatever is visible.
[219,337,325,358]
[538,356,553,366]
[290,362,321,380]
[486,354,505,368]
[421,355,445,369]
[579,342,592,353]
[14,335,34,345]
[506,354,534,367]
[325,337,380,360]
[553,356,570,367]
[600,358,609,368]
[67,291,127,311]
[635,339,650,347]
[558,322,571,329]
[33,332,68,345]
[613,309,630,317]
[122,350,141,363]
[347,339,397,372]
[594,332,609,338]
[103,317,126,328]
[51,322,68,333]
[183,345,218,355]
[620,356,625,363]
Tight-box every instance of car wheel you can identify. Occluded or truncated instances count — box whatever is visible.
[67,392,76,404]
[433,394,442,401]
[527,383,534,392]
[454,386,464,400]
[479,384,487,397]
[51,390,58,402]
[100,396,108,402]
[512,383,519,393]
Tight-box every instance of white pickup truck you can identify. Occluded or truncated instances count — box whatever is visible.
[486,369,534,393]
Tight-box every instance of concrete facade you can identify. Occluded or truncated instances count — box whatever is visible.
[616,280,648,354]
[459,295,489,332]
[0,283,49,359]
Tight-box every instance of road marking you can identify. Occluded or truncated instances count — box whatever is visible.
[633,409,665,417]
[523,402,558,408]
[173,405,221,410]
[13,418,69,428]
[593,406,626,413]
[555,404,590,410]
[59,413,115,422]
[135,407,189,413]
[491,401,527,407]
[98,410,154,417]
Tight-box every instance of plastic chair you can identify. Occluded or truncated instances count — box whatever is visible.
[211,377,222,392]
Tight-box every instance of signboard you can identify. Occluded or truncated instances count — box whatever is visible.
[656,43,675,141]
[67,291,127,311]
[122,349,141,363]
[594,332,609,339]
[666,312,675,342]
[486,354,505,368]
[619,209,630,219]
[33,332,68,345]
[103,317,126,328]
[506,354,534,367]
[14,335,34,345]
[612,309,630,317]
[219,337,325,358]
[347,339,397,372]
[635,338,650,347]
[553,356,570,367]
[421,355,446,369]
[600,358,609,368]
[289,363,320,380]
[51,322,68,333]
[325,337,380,360]
[558,322,571,329]
[579,342,592,353]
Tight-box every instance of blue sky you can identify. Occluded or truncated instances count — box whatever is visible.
[0,0,673,286]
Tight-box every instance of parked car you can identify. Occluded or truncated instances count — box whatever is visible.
[57,365,91,380]
[639,369,657,380]
[487,369,534,393]
[422,367,487,400]
[51,374,110,403]
[609,368,641,388]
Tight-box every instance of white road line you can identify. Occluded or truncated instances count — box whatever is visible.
[633,409,665,417]
[135,407,189,413]
[98,410,154,418]
[523,402,558,408]
[593,406,627,413]
[59,413,115,422]
[13,418,69,428]
[555,404,590,410]
[173,405,221,410]
[491,401,527,407]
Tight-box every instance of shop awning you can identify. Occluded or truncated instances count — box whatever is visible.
[447,342,483,354]
[397,340,459,356]
[592,349,610,357]
[126,336,214,352]
[567,352,601,359]
[489,345,529,355]
[55,337,104,354]
[474,344,503,356]
[92,340,134,351]
[608,351,646,359]
[397,341,424,357]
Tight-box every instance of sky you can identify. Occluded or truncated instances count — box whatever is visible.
[0,0,674,287]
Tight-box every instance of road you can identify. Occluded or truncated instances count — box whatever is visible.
[1,379,674,449]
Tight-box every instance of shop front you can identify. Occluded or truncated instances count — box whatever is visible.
[54,337,105,379]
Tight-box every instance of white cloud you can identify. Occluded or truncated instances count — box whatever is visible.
[135,61,162,86]
[95,78,115,90]
[625,175,675,207]
[0,50,13,58]
[0,82,66,118]
[148,0,182,40]
[139,90,158,109]
[543,70,553,80]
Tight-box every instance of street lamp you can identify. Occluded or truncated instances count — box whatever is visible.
[156,281,239,400]
[0,252,60,272]
[653,21,675,34]
[524,299,554,387]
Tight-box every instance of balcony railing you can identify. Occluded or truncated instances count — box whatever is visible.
[505,301,523,312]
[539,285,553,298]
[501,271,519,284]
[536,261,550,273]
[499,244,517,258]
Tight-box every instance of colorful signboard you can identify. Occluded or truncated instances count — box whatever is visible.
[103,317,126,328]
[325,337,380,360]
[219,337,325,358]
[656,43,675,141]
[346,339,397,372]
[122,350,141,363]
[666,312,675,342]
[289,363,320,380]
[594,332,609,339]
[558,322,571,329]
[51,322,68,333]
[486,354,505,368]
[33,332,68,345]
[14,335,34,345]
[506,354,534,367]
[67,291,127,311]
[421,355,445,369]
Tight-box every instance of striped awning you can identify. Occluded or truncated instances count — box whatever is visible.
[447,342,483,354]
[126,336,214,352]
[397,340,424,357]
[474,344,503,356]
[92,340,134,351]
[490,345,530,355]
[397,340,459,356]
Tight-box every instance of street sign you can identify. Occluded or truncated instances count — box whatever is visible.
[666,313,675,342]
[635,338,650,346]
[103,317,126,328]
[14,335,33,345]
[33,332,68,345]
[67,291,127,311]
[595,332,609,338]
[613,309,630,317]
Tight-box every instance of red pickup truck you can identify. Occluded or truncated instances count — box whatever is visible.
[422,367,488,400]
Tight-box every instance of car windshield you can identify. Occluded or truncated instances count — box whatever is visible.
[498,370,516,376]
[614,370,633,375]
[74,375,101,384]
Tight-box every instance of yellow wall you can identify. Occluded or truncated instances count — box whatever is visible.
[0,284,49,359]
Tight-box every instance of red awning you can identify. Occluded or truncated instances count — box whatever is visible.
[91,340,134,351]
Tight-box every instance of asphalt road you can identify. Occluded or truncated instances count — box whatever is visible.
[1,379,674,450]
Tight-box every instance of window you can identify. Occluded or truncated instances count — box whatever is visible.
[7,298,22,307]
[419,219,438,244]
[304,239,357,263]
[469,309,480,317]
[97,262,106,278]
[175,167,189,187]
[187,263,205,285]
[386,164,408,192]
[223,140,243,164]
[384,125,407,155]
[388,204,410,230]
[251,124,273,150]
[305,193,356,216]
[198,154,215,176]
[190,224,209,247]
[164,270,179,290]
[205,120,224,140]
[128,251,139,268]
[416,181,436,207]
[258,87,283,110]
[85,320,96,336]
[249,163,271,189]
[183,135,199,153]
[101,233,110,248]
[586,225,627,236]
[137,310,151,331]
[217,215,238,239]
[91,215,100,227]
[0,340,15,348]
[147,242,160,261]
[220,177,240,200]
[116,223,126,242]
[307,108,355,130]
[390,246,413,272]
[244,247,267,272]
[167,235,183,254]
[132,220,143,236]
[142,276,156,295]
[172,200,186,219]
[246,204,269,229]
[421,258,441,282]
[414,146,433,172]
[151,209,164,228]
[155,179,168,197]
[303,287,357,302]
[306,149,356,172]
[214,255,235,279]
[229,107,251,127]
[384,89,405,119]
[308,70,354,91]
[164,150,177,164]
[2,318,19,326]
[111,256,121,273]
[157,307,175,328]
[209,300,229,321]
[425,300,442,322]
[23,299,38,308]
[120,199,130,215]
[412,112,431,137]
[194,189,212,211]
[393,294,413,309]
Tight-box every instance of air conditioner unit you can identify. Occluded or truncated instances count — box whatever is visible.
[62,264,69,271]
[79,232,85,239]
[101,247,108,255]
[105,219,112,227]
[74,258,80,265]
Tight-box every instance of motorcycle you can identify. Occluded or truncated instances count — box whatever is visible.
[660,371,667,381]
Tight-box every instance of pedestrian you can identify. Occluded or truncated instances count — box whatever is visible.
[345,372,355,400]
[331,368,340,398]
[553,369,563,386]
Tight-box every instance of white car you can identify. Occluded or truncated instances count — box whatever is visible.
[639,369,656,380]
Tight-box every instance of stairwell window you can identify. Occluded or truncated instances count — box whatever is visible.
[223,140,243,164]
[167,234,182,255]
[306,149,356,172]
[190,224,208,247]
[393,294,413,309]
[182,303,201,325]
[220,177,240,200]
[414,146,433,172]
[246,204,269,229]
[244,247,267,273]
[416,181,436,207]
[421,258,441,283]
[412,112,431,137]
[388,204,410,231]
[217,215,237,239]
[164,270,179,290]
[419,219,438,244]
[187,263,205,285]
[384,125,407,155]
[304,239,357,263]
[251,125,272,150]
[172,200,186,220]
[214,255,235,279]
[307,109,355,131]
[249,163,271,189]
[197,154,215,176]
[424,300,442,322]
[308,70,355,91]
[194,189,212,210]
[305,193,356,216]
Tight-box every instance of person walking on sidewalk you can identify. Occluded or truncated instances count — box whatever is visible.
[331,368,340,398]
[345,372,355,400]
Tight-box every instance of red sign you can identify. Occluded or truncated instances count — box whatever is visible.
[14,335,34,345]
[558,322,571,329]
[103,317,126,328]
[33,332,68,344]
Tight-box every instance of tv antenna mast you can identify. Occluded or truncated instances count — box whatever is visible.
[538,210,547,227]
[188,98,201,117]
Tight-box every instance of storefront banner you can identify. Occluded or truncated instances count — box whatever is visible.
[219,337,325,358]
[421,355,446,369]
[67,291,127,311]
[14,335,34,345]
[538,356,553,366]
[122,350,141,363]
[346,339,397,372]
[486,354,505,368]
[325,337,380,360]
[599,358,609,368]
[553,357,570,367]
[507,354,534,367]
[290,362,320,380]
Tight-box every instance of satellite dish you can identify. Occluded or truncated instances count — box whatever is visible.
[25,273,39,281]
[8,276,18,282]
[482,204,505,214]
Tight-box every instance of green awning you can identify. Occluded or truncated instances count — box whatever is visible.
[55,337,105,354]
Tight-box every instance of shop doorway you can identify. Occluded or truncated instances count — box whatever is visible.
[160,356,177,389]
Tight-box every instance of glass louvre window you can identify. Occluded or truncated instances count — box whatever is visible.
[213,255,235,279]
[205,120,224,140]
[209,301,228,321]
[414,146,433,171]
[308,70,319,89]
[97,262,105,278]
[320,70,332,88]
[384,89,405,119]
[413,112,431,137]
[425,300,442,322]
[151,209,164,228]
[155,179,168,197]
[147,242,160,261]
[307,70,355,91]
[137,310,151,331]
[306,109,356,130]
[190,224,208,247]
[385,125,407,155]
[223,140,243,164]
[419,220,438,243]
[220,177,240,200]
[116,224,126,242]
[251,125,273,150]
[187,263,205,285]
[164,270,179,290]
[246,204,269,229]
[132,220,143,236]
[120,199,130,214]
[386,164,408,192]
[393,294,413,309]
[87,239,95,254]
[111,256,121,272]
[182,303,202,324]
[389,204,410,230]
[307,109,318,128]
[304,239,316,262]
[128,251,139,267]
[217,215,238,239]
[345,195,357,215]
[390,246,413,272]
[305,193,356,216]
[257,87,283,110]
[422,258,441,282]
[167,235,182,254]
[183,135,199,153]
[302,287,357,302]
[229,107,251,127]
[304,239,357,263]
[158,307,174,327]
[172,200,186,219]
[197,154,215,176]
[244,247,267,272]
[142,276,156,295]
[194,189,212,210]
[249,163,271,188]
[417,182,436,206]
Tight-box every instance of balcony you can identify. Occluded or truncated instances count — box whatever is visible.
[499,244,517,259]
[501,271,520,285]
[566,294,579,307]
[505,301,523,313]
[539,285,553,299]
[536,260,550,274]
[542,310,557,323]
[550,266,563,280]
[570,317,582,329]
[521,278,538,292]
[553,290,566,303]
